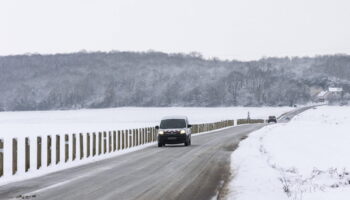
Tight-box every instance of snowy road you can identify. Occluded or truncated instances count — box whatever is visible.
[277,105,317,122]
[0,107,312,200]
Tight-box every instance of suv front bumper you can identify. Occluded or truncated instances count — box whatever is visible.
[158,134,187,144]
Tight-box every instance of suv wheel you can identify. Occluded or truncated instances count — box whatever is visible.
[158,142,163,147]
[184,137,189,146]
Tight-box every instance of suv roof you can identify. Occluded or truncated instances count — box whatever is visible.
[161,115,188,120]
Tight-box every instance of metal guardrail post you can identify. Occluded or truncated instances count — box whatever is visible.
[103,132,107,154]
[136,129,139,146]
[93,133,96,156]
[65,135,69,162]
[12,138,17,175]
[139,129,142,144]
[98,132,102,155]
[143,128,146,144]
[109,131,112,152]
[125,130,128,149]
[47,136,51,166]
[37,137,42,169]
[73,134,76,160]
[139,129,142,145]
[140,128,143,144]
[121,130,125,149]
[152,127,157,142]
[149,128,151,142]
[55,135,60,165]
[25,137,30,171]
[138,128,141,144]
[140,129,143,145]
[80,133,84,159]
[87,133,91,157]
[129,129,132,147]
[148,128,152,143]
[138,129,141,145]
[133,129,136,147]
[145,128,147,143]
[118,131,121,150]
[135,129,138,145]
[113,131,116,151]
[149,128,152,143]
[152,128,154,142]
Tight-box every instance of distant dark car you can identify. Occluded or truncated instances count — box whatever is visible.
[267,116,277,123]
[340,101,348,106]
[155,116,192,147]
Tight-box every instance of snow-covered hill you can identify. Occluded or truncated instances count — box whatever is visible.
[1,52,350,111]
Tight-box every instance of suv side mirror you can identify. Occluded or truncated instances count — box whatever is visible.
[155,126,159,129]
[187,124,192,128]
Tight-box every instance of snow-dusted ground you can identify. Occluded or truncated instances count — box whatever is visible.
[0,107,293,137]
[0,107,292,186]
[227,106,350,200]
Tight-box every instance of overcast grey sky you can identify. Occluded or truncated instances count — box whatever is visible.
[1,0,349,60]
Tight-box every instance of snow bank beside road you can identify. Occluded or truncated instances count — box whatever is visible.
[227,106,350,200]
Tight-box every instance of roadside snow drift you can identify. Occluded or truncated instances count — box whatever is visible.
[227,106,350,200]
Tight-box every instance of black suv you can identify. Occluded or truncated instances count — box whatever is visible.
[155,116,192,147]
[267,116,277,123]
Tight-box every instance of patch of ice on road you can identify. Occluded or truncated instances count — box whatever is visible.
[226,106,350,200]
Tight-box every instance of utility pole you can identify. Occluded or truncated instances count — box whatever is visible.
[247,112,250,123]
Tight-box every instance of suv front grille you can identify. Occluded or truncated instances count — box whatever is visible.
[164,131,180,135]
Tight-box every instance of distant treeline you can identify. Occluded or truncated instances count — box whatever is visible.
[0,51,350,111]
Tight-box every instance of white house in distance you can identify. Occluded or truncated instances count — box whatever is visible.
[328,87,343,93]
[316,87,343,102]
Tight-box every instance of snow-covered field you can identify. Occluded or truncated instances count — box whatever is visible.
[0,107,292,186]
[0,107,293,137]
[227,106,350,200]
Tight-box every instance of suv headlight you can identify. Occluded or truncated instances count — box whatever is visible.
[158,131,164,135]
[180,130,186,134]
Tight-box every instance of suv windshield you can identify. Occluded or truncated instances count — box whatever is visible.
[160,119,186,129]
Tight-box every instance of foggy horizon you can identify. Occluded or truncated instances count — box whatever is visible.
[1,0,350,60]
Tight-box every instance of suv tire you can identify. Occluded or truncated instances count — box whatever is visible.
[184,137,189,146]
